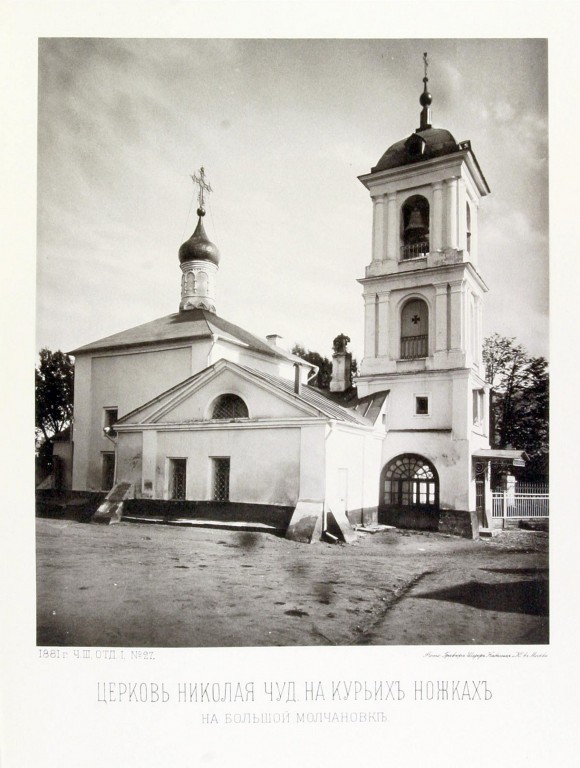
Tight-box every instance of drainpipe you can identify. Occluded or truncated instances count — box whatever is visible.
[307,365,318,384]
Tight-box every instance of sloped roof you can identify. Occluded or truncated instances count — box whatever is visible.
[69,308,306,366]
[117,360,381,428]
[473,449,529,463]
[372,127,459,172]
[236,364,375,426]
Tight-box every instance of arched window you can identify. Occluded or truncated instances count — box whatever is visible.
[381,454,439,512]
[211,394,249,420]
[197,271,209,297]
[400,298,428,359]
[401,195,429,260]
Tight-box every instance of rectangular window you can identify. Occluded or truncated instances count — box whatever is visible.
[103,407,118,437]
[101,452,115,491]
[169,458,187,500]
[212,458,230,501]
[472,389,484,425]
[415,395,429,416]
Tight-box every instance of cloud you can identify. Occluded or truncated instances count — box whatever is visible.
[492,101,516,123]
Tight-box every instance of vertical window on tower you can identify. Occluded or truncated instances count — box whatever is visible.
[466,201,472,254]
[401,298,429,359]
[472,390,484,426]
[400,195,429,260]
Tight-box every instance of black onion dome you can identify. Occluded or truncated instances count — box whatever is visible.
[372,127,459,173]
[178,209,220,265]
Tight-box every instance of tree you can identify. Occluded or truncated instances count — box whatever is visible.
[291,344,333,389]
[292,334,358,390]
[483,334,548,482]
[35,349,74,453]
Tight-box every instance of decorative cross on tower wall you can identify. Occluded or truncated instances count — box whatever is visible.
[411,314,421,325]
[190,166,213,211]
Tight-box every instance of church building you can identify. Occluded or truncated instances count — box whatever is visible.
[68,58,503,540]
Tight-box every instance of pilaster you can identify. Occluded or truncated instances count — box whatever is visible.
[445,177,459,250]
[449,279,464,351]
[434,282,449,353]
[372,195,385,263]
[432,181,443,251]
[386,192,398,262]
[377,290,391,358]
[363,293,377,362]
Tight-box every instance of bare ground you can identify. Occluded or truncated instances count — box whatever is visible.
[36,519,548,647]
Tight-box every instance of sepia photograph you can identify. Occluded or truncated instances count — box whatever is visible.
[4,2,580,766]
[34,37,549,648]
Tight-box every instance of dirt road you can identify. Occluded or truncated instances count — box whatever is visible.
[36,518,548,647]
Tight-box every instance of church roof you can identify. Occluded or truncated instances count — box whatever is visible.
[116,359,381,428]
[69,308,305,366]
[372,127,460,172]
[235,365,380,426]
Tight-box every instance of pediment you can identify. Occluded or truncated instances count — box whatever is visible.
[116,360,324,427]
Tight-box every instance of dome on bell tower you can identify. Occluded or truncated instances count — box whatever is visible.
[371,52,460,173]
[178,208,220,266]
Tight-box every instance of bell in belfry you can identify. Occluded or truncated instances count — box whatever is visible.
[405,205,428,243]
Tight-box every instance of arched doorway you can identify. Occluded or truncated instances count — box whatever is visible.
[379,454,439,529]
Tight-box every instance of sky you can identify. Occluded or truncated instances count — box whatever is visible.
[36,38,549,362]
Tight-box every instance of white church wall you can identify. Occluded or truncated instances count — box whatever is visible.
[381,431,472,512]
[324,426,384,520]
[93,347,194,417]
[385,376,453,432]
[298,425,326,502]
[211,339,303,383]
[72,345,193,490]
[116,432,143,493]
[152,426,302,506]
[71,354,92,491]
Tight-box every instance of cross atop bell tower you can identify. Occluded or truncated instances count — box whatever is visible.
[419,52,433,130]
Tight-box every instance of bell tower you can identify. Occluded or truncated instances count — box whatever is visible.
[356,54,492,536]
[357,53,490,386]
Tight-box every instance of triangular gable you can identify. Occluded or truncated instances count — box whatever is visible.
[116,360,329,427]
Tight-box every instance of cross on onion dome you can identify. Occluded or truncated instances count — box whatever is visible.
[411,314,421,324]
[190,166,213,211]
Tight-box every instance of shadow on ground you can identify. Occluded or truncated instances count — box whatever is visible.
[413,579,549,617]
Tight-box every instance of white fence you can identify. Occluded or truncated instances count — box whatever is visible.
[491,489,549,521]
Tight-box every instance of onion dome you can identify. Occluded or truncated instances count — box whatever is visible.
[178,207,220,265]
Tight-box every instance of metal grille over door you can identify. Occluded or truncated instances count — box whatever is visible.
[213,458,230,501]
[169,458,187,500]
